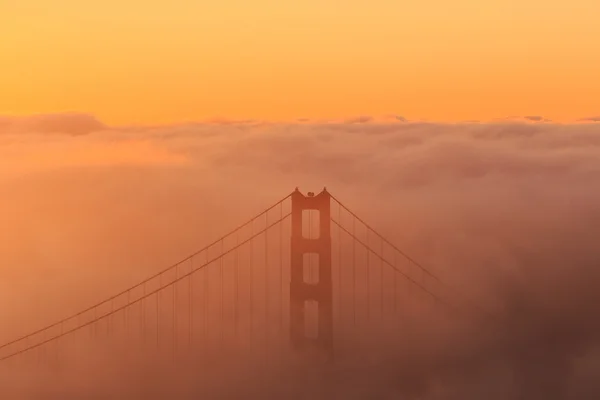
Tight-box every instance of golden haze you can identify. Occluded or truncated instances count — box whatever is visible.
[1,119,600,397]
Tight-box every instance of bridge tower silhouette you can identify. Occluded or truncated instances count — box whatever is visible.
[290,188,333,359]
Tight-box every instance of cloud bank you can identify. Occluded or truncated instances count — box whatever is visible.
[0,113,107,136]
[580,116,600,122]
[1,113,600,399]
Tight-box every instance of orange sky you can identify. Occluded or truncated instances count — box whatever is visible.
[1,0,599,124]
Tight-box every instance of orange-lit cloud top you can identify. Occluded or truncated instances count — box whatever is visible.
[0,115,600,400]
[1,114,600,397]
[1,113,600,307]
[2,1,600,124]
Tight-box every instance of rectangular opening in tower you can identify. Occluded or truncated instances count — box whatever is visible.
[302,209,320,239]
[304,300,319,339]
[303,253,319,284]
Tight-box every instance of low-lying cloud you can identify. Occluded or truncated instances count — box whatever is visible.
[580,116,600,122]
[1,114,600,399]
[0,113,107,136]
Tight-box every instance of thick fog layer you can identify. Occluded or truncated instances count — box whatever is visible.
[1,114,599,399]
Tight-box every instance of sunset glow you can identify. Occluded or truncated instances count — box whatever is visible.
[2,0,599,124]
[2,1,600,398]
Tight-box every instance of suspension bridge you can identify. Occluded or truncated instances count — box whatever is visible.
[0,188,478,396]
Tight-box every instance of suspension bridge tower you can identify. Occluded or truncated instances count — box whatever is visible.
[290,187,334,360]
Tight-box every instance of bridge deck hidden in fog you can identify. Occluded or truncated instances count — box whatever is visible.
[0,188,461,378]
